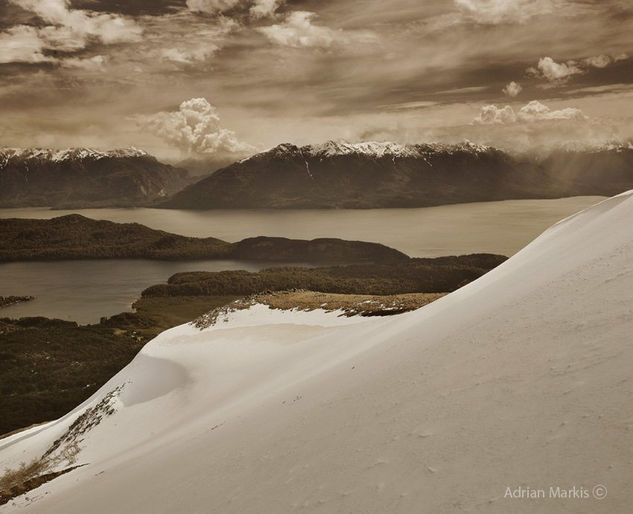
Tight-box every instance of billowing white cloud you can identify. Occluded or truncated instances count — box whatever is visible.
[454,0,556,24]
[138,98,254,156]
[475,100,587,124]
[257,11,375,49]
[476,104,517,124]
[528,57,583,83]
[527,54,629,86]
[502,81,522,97]
[1,0,142,65]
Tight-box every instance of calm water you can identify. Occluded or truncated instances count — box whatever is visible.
[0,197,604,323]
[0,260,289,324]
[0,196,603,257]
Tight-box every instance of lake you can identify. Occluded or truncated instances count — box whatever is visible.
[0,196,604,257]
[0,259,294,324]
[0,196,604,323]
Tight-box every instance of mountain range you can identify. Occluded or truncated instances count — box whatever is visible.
[0,147,189,208]
[164,141,633,209]
[2,142,633,209]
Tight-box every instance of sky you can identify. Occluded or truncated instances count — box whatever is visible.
[1,0,632,162]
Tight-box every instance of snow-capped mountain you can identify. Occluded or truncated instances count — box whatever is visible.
[0,147,149,166]
[0,147,189,208]
[165,140,633,209]
[256,140,492,160]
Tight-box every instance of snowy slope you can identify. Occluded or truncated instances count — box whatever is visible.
[2,192,633,513]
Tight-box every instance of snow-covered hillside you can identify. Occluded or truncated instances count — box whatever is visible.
[2,192,632,513]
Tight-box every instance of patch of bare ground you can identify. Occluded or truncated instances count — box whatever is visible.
[195,290,446,328]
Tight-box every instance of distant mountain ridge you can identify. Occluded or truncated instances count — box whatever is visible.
[3,142,633,209]
[163,140,633,209]
[0,147,190,208]
[0,147,149,163]
[258,140,493,159]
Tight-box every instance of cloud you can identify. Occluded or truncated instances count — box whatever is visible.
[17,0,69,23]
[257,11,375,49]
[159,18,238,65]
[1,0,142,65]
[250,0,281,19]
[584,53,629,68]
[186,0,241,13]
[37,25,88,52]
[475,100,587,124]
[476,104,517,124]
[160,39,221,64]
[584,54,612,69]
[517,100,586,122]
[528,57,583,83]
[527,54,629,85]
[61,55,107,70]
[137,98,254,156]
[454,0,556,24]
[14,0,142,43]
[502,81,522,97]
[0,25,53,64]
[563,83,633,96]
[186,0,281,17]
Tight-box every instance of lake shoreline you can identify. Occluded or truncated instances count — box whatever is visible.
[0,296,34,309]
[0,196,605,258]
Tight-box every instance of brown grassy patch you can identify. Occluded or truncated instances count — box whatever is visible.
[259,290,446,316]
[194,290,446,329]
